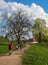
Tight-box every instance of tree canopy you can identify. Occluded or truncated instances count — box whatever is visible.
[32,18,47,43]
[4,9,32,48]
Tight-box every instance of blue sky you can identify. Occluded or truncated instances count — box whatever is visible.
[0,0,48,37]
[5,0,48,13]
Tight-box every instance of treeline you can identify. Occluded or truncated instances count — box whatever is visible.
[0,36,9,42]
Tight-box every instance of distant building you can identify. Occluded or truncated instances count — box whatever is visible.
[29,38,38,43]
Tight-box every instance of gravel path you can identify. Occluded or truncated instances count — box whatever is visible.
[0,44,30,65]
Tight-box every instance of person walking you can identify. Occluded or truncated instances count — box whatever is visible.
[8,42,13,55]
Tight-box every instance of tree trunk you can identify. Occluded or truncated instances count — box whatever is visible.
[38,32,41,43]
[17,38,20,44]
[17,37,22,49]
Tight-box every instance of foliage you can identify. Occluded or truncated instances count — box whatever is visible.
[44,27,48,41]
[32,18,47,43]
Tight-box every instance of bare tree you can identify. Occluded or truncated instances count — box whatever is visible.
[5,10,32,49]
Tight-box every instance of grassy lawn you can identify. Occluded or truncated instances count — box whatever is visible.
[22,43,48,65]
[0,42,25,54]
[0,42,16,54]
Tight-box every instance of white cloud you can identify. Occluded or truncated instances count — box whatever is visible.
[0,0,48,26]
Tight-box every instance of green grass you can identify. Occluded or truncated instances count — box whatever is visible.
[0,42,25,54]
[0,42,16,54]
[22,43,48,65]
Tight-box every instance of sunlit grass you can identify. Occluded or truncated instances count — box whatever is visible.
[22,43,48,65]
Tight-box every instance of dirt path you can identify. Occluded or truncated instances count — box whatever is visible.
[0,44,30,65]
